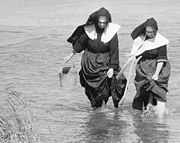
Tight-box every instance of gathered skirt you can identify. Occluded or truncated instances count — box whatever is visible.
[79,50,127,107]
[132,58,171,111]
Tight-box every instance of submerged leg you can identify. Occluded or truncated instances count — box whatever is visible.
[113,99,119,108]
[132,90,144,111]
[154,101,166,117]
[95,100,108,112]
[85,89,96,107]
[100,100,106,109]
[144,94,155,114]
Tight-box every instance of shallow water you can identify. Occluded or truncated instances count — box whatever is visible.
[0,0,180,142]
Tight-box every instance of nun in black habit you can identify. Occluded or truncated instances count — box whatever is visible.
[130,18,171,115]
[65,7,127,109]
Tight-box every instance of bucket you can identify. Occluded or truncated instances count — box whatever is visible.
[59,65,78,88]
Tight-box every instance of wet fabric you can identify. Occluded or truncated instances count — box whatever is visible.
[67,7,127,108]
[132,58,171,111]
[77,35,126,108]
[131,17,171,111]
[79,51,110,107]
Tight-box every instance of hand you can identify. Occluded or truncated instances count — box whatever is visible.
[107,68,114,78]
[152,73,158,81]
[64,53,74,63]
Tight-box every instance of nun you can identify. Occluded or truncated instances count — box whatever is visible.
[130,17,171,116]
[64,7,127,109]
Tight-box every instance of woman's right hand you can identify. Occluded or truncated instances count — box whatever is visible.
[107,68,114,78]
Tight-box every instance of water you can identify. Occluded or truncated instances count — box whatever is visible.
[0,0,180,142]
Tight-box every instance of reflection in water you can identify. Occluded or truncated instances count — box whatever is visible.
[132,111,169,143]
[84,111,110,143]
[83,108,136,143]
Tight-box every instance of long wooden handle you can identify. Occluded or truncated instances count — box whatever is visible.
[64,53,74,63]
[116,56,133,80]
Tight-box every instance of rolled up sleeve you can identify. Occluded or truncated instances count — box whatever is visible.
[156,45,167,62]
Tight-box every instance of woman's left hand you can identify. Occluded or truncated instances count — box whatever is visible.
[107,68,114,78]
[152,73,159,81]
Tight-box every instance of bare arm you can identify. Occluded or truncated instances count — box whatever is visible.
[152,62,164,80]
[152,45,167,80]
[155,62,163,75]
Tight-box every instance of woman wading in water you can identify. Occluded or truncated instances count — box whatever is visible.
[130,17,171,116]
[64,7,127,109]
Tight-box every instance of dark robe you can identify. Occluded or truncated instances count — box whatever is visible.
[131,17,171,111]
[74,31,126,108]
[67,7,127,108]
[133,45,171,110]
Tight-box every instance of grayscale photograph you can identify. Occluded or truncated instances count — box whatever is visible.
[0,0,179,143]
